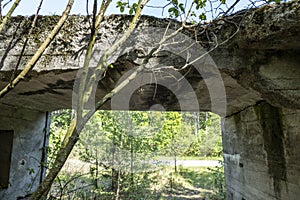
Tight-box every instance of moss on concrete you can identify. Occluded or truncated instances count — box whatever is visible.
[254,102,287,198]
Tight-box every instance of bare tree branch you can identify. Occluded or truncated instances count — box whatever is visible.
[0,0,2,19]
[0,0,21,33]
[30,1,149,199]
[10,0,44,84]
[0,0,74,98]
[222,0,241,17]
[77,0,112,119]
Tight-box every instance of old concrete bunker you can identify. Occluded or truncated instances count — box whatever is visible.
[0,1,300,199]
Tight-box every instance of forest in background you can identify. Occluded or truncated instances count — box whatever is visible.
[47,110,225,199]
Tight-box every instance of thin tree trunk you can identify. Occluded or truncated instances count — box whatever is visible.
[30,111,78,200]
[0,0,74,98]
[95,149,99,189]
[30,1,147,199]
[115,166,121,200]
[205,112,208,157]
[0,0,21,33]
[130,140,134,185]
[115,129,123,200]
[77,0,112,117]
[10,0,44,83]
[111,143,116,193]
[174,154,177,173]
[0,0,2,19]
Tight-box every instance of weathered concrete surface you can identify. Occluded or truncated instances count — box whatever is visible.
[223,102,300,199]
[0,1,299,199]
[0,1,299,115]
[0,104,49,199]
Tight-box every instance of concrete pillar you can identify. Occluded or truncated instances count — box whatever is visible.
[223,102,300,199]
[0,105,50,199]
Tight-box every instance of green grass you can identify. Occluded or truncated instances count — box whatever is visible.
[159,166,215,199]
[178,166,215,188]
[50,161,225,199]
[155,156,223,161]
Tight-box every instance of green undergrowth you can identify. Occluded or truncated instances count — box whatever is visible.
[155,156,222,161]
[49,161,225,200]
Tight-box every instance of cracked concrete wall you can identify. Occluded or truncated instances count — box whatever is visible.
[0,1,299,115]
[223,102,300,199]
[0,105,49,199]
[0,1,299,198]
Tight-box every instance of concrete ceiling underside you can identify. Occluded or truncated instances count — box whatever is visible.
[0,1,299,116]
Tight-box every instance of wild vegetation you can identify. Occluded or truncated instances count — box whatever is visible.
[47,110,225,199]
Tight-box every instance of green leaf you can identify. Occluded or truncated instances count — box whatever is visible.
[132,3,138,13]
[179,3,185,13]
[199,12,206,20]
[172,0,178,5]
[195,0,207,9]
[168,7,179,17]
[129,8,133,15]
[168,7,175,13]
[117,1,122,7]
[191,11,197,17]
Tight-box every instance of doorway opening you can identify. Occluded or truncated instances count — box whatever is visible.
[46,110,225,199]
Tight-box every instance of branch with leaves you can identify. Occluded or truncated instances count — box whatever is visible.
[35,1,246,198]
[30,1,149,199]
